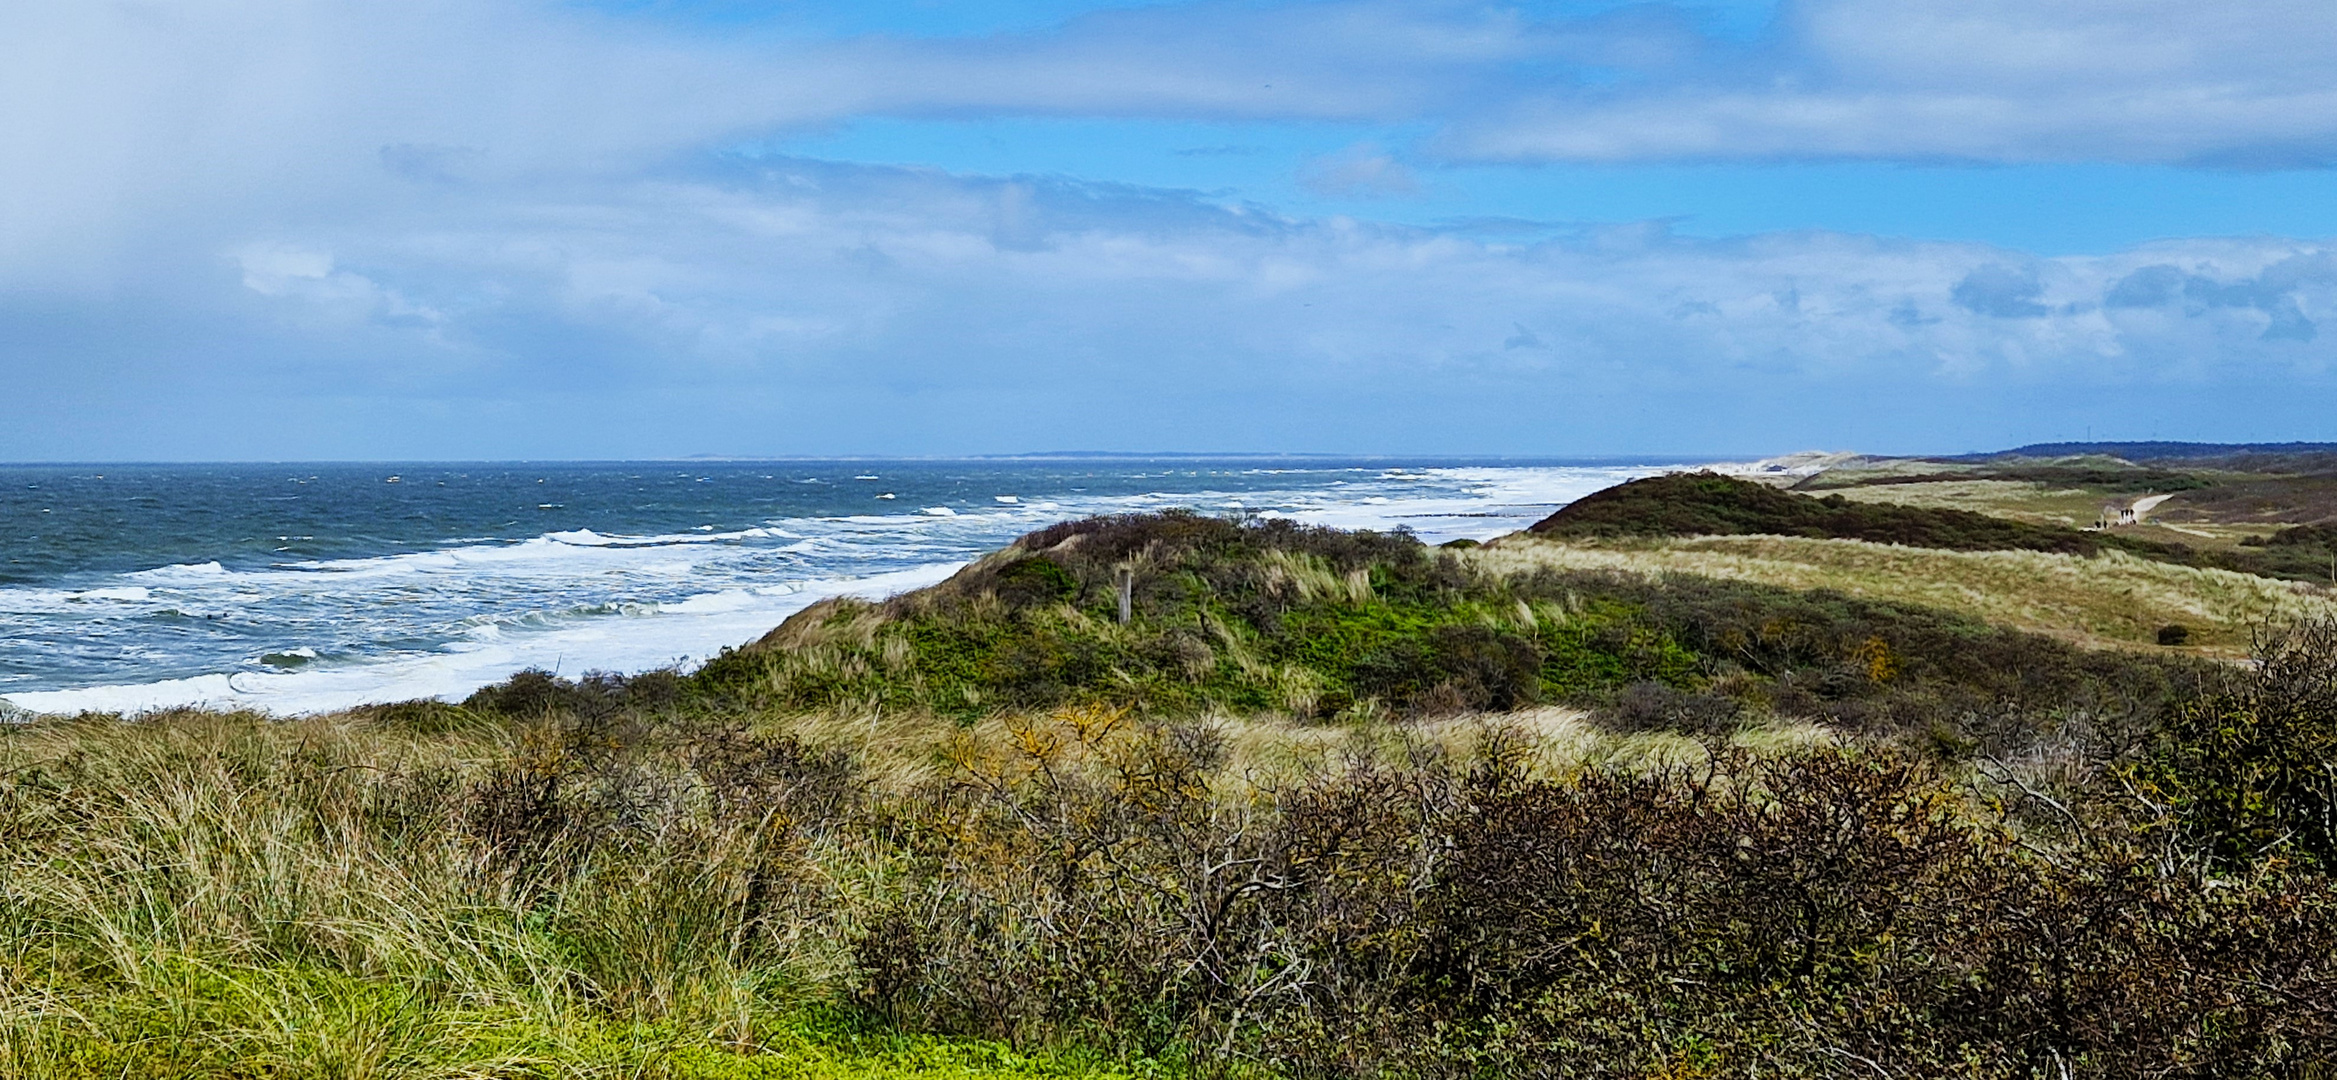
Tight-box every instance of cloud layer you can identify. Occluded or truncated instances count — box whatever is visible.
[13,153,2330,457]
[4,0,2337,458]
[1451,0,2337,166]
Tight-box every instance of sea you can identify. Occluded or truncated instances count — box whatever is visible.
[0,458,1726,716]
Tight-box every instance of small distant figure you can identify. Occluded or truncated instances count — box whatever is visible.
[2157,624,2191,647]
[2096,493,2167,528]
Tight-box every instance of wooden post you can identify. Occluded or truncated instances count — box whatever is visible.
[1116,567,1133,625]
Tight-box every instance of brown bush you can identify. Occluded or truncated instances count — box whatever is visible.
[852,717,2337,1076]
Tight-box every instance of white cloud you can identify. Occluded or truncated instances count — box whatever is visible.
[233,246,337,297]
[172,164,2337,418]
[10,153,2334,456]
[1447,0,2337,165]
[11,0,2337,293]
[1298,143,1421,198]
[7,0,2337,457]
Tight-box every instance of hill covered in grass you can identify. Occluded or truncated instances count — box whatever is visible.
[1530,471,2337,581]
[1483,531,2337,656]
[676,512,2205,760]
[1977,440,2337,462]
[20,513,2337,1077]
[1793,461,2217,495]
[1529,471,2120,551]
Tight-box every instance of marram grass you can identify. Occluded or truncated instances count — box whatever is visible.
[0,696,1846,1079]
[1473,532,2337,655]
[0,710,1161,1080]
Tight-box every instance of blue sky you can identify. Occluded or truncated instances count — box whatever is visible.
[4,0,2336,458]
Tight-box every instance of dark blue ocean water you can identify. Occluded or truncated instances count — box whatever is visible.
[0,458,1680,714]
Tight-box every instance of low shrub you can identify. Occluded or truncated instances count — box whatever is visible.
[2138,618,2337,872]
[11,617,2337,1076]
[863,709,2337,1075]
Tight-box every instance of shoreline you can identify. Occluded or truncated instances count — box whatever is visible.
[0,562,967,718]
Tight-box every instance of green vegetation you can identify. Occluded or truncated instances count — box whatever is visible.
[2245,523,2337,550]
[686,513,2204,748]
[1535,471,2135,552]
[1795,462,2218,494]
[2239,522,2337,583]
[697,514,1703,721]
[0,709,1158,1079]
[1784,448,2337,549]
[16,509,2337,1075]
[1531,471,2331,581]
[2137,619,2337,872]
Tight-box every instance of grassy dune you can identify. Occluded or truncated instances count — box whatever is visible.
[1823,477,2138,528]
[1822,478,2283,546]
[1474,533,2337,655]
[0,711,1152,1080]
[0,702,1837,1079]
[7,680,2330,1076]
[12,511,2337,1075]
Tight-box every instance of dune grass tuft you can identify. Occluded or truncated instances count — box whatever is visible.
[0,709,1156,1079]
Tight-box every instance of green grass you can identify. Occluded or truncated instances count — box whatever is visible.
[1794,461,2219,495]
[0,711,1159,1080]
[12,510,2337,1074]
[0,982,1149,1079]
[1530,471,2333,581]
[26,508,2337,1076]
[670,514,2224,776]
[693,515,1710,721]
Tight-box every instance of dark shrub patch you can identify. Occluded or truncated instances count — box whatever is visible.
[1529,471,2111,553]
[1594,680,1742,736]
[865,719,2337,1075]
[358,698,481,735]
[2141,619,2337,872]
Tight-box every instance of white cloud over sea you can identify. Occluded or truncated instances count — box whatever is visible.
[4,0,2337,458]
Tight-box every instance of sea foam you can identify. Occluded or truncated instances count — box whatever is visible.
[0,460,1726,717]
[2,563,961,717]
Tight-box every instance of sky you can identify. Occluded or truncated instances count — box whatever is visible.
[5,0,2337,460]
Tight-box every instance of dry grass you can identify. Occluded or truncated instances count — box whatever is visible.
[7,662,2325,1074]
[0,709,1157,1079]
[0,697,1852,1078]
[770,700,1846,799]
[1471,533,2337,657]
[1821,478,2112,528]
[1815,475,2298,545]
